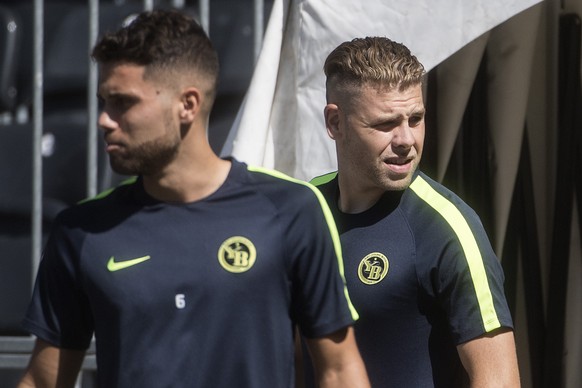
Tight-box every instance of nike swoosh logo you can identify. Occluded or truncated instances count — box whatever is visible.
[107,255,151,272]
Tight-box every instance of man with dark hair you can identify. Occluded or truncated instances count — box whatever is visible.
[18,10,369,388]
[310,36,520,387]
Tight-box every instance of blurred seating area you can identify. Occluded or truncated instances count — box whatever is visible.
[0,0,263,137]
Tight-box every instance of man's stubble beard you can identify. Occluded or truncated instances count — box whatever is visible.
[110,113,181,176]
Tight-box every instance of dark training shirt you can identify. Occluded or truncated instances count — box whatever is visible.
[311,171,513,388]
[23,159,357,387]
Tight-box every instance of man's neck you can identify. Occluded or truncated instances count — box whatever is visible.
[336,175,385,214]
[143,156,231,203]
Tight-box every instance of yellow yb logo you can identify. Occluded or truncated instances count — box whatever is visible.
[358,253,389,285]
[218,236,257,273]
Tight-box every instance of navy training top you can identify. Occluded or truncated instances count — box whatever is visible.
[23,159,357,387]
[311,171,513,387]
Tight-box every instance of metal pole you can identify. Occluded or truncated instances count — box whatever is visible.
[31,0,44,277]
[171,0,186,8]
[143,0,154,12]
[87,0,99,198]
[252,0,264,63]
[199,0,210,35]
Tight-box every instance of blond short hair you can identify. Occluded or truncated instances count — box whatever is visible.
[324,37,425,102]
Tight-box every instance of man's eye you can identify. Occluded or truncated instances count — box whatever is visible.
[375,121,398,131]
[108,97,135,111]
[409,116,423,127]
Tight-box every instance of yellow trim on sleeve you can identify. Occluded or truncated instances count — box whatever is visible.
[247,165,359,321]
[78,176,138,204]
[410,175,500,331]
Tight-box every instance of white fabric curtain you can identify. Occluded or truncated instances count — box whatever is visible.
[227,0,542,180]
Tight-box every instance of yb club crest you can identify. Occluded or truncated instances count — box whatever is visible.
[358,252,389,285]
[218,236,256,273]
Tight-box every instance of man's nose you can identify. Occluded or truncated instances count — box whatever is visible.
[392,123,414,148]
[98,110,116,132]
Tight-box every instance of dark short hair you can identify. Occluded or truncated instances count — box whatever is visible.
[325,36,425,97]
[92,9,219,96]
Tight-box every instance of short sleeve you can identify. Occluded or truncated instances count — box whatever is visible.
[410,175,513,344]
[22,219,94,350]
[423,206,513,344]
[286,185,357,338]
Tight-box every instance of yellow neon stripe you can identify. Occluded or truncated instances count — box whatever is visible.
[310,172,337,187]
[410,176,500,331]
[78,176,138,204]
[247,165,359,320]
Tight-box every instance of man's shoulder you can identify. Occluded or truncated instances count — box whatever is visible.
[405,171,484,234]
[408,171,470,210]
[236,162,314,194]
[229,162,329,216]
[56,177,139,227]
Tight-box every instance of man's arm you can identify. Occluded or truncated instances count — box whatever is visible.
[304,326,370,388]
[18,338,86,388]
[457,328,520,387]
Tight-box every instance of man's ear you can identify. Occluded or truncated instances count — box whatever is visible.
[179,87,202,124]
[324,104,340,140]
